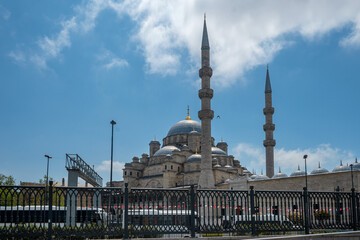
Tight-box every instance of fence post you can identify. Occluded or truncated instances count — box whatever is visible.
[250,186,256,236]
[303,187,309,234]
[335,186,340,225]
[190,185,196,238]
[48,181,53,240]
[124,183,129,239]
[351,188,357,231]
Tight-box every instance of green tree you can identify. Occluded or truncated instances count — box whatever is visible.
[39,174,53,185]
[0,173,15,185]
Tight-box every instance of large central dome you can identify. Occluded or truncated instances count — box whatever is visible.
[167,119,201,137]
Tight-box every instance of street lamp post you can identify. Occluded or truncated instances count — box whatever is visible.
[303,154,308,190]
[44,155,52,188]
[110,120,116,187]
[303,154,309,234]
[350,164,354,190]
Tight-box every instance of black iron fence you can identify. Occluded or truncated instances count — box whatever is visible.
[0,182,359,239]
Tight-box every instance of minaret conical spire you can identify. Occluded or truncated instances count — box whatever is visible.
[201,14,210,50]
[265,64,272,93]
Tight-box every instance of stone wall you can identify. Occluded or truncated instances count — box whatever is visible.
[230,171,360,192]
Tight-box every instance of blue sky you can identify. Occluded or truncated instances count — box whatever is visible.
[1,0,360,185]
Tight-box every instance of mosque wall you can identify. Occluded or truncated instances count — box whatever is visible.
[230,171,360,192]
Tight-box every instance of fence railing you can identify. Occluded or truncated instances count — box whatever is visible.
[0,182,359,239]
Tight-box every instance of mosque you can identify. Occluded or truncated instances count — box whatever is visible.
[112,17,360,192]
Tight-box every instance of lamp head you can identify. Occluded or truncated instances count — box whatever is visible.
[44,155,52,159]
[303,154,308,159]
[110,120,116,125]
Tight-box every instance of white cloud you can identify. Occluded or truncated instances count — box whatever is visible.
[31,17,77,69]
[8,51,25,63]
[0,5,11,20]
[97,49,129,70]
[96,160,125,179]
[232,143,355,175]
[104,58,129,70]
[12,0,360,85]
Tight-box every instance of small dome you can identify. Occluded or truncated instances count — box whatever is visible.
[167,119,201,137]
[150,140,160,144]
[165,154,172,159]
[224,164,232,169]
[311,162,329,175]
[217,140,228,146]
[272,167,288,179]
[353,158,360,171]
[250,171,258,180]
[333,160,351,172]
[214,163,221,168]
[212,158,218,162]
[153,145,180,156]
[290,165,306,177]
[254,171,269,180]
[211,147,227,156]
[187,154,201,163]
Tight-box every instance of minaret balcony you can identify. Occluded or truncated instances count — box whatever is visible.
[263,139,276,147]
[198,109,214,120]
[199,66,213,78]
[263,107,274,115]
[198,88,214,99]
[263,123,275,131]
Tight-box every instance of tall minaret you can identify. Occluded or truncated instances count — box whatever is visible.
[263,65,276,178]
[198,15,215,189]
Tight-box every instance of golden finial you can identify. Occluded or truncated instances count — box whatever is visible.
[195,147,198,154]
[185,105,191,120]
[204,13,206,20]
[267,64,269,70]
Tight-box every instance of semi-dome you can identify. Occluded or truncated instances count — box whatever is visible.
[353,158,360,171]
[272,167,288,179]
[333,160,351,172]
[153,145,180,156]
[187,154,201,163]
[211,147,227,156]
[290,165,306,177]
[311,162,329,175]
[167,119,201,137]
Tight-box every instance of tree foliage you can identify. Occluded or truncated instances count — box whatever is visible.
[0,173,15,185]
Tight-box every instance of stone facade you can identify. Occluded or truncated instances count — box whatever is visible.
[117,116,243,189]
[229,170,360,192]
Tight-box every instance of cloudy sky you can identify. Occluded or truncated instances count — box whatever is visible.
[1,0,360,185]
